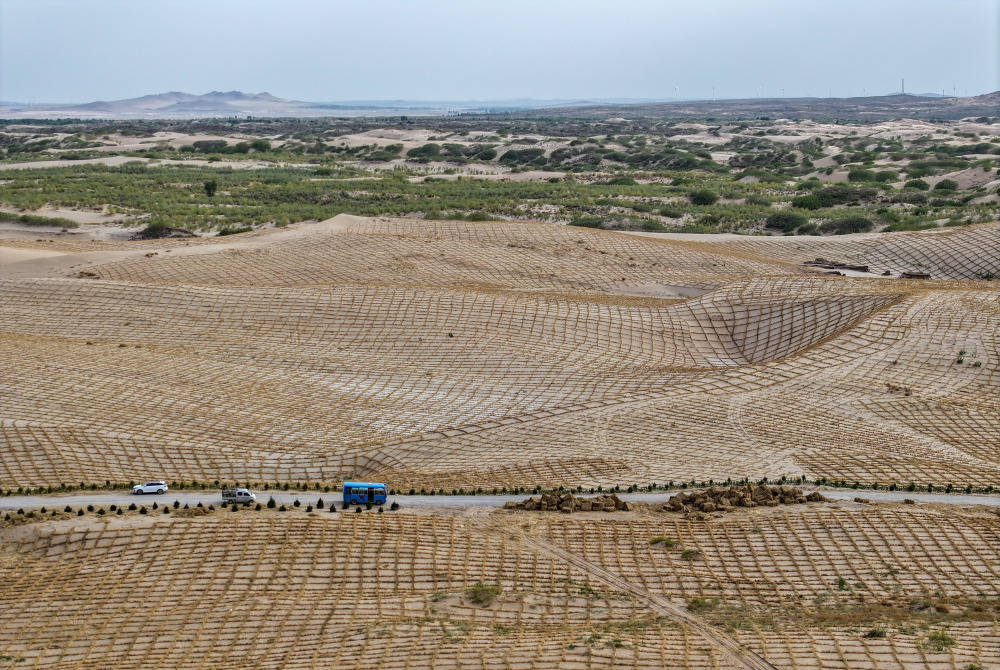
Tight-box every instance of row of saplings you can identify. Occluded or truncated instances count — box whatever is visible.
[1,498,402,526]
[253,497,402,514]
[504,484,827,514]
[2,500,214,524]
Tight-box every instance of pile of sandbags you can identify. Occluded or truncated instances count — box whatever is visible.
[664,484,825,513]
[504,492,633,513]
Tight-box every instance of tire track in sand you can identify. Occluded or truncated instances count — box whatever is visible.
[469,515,778,670]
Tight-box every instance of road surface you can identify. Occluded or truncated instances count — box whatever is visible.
[1,487,996,511]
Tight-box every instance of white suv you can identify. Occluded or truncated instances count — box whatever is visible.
[132,480,168,495]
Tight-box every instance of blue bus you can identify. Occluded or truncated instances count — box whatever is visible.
[343,481,388,506]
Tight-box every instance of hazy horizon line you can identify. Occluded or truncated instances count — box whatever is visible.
[3,88,995,107]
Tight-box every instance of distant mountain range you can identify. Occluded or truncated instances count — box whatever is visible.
[0,91,632,118]
[2,91,332,118]
[76,91,291,114]
[1,90,997,120]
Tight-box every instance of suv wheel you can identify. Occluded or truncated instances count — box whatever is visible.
[157,489,165,495]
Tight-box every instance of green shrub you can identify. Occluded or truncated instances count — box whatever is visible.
[628,200,656,212]
[498,148,545,165]
[795,184,877,210]
[649,536,678,547]
[933,179,958,191]
[406,143,441,159]
[883,221,937,232]
[570,216,604,228]
[791,194,821,209]
[894,191,927,204]
[820,216,873,235]
[0,212,79,229]
[765,211,807,232]
[848,168,876,182]
[904,179,930,190]
[688,189,718,206]
[192,140,227,152]
[924,629,956,651]
[465,582,502,606]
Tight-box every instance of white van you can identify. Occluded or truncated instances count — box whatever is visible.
[221,487,256,505]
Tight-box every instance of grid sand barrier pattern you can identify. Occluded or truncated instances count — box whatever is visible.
[522,503,1000,669]
[81,216,789,290]
[0,512,744,670]
[682,222,1000,281]
[529,505,1000,608]
[0,216,997,490]
[2,505,997,669]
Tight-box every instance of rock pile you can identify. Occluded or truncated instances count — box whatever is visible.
[804,258,870,273]
[502,486,826,515]
[504,493,633,513]
[664,485,825,513]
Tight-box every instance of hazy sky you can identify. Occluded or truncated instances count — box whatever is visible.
[2,0,997,102]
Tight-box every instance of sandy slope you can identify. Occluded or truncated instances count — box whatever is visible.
[0,246,67,265]
[0,214,363,280]
[1,215,997,493]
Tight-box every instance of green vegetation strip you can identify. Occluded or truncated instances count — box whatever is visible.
[0,211,78,228]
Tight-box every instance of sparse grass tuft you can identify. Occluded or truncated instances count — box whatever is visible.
[924,628,956,651]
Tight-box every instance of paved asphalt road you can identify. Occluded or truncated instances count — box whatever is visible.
[1,488,997,511]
